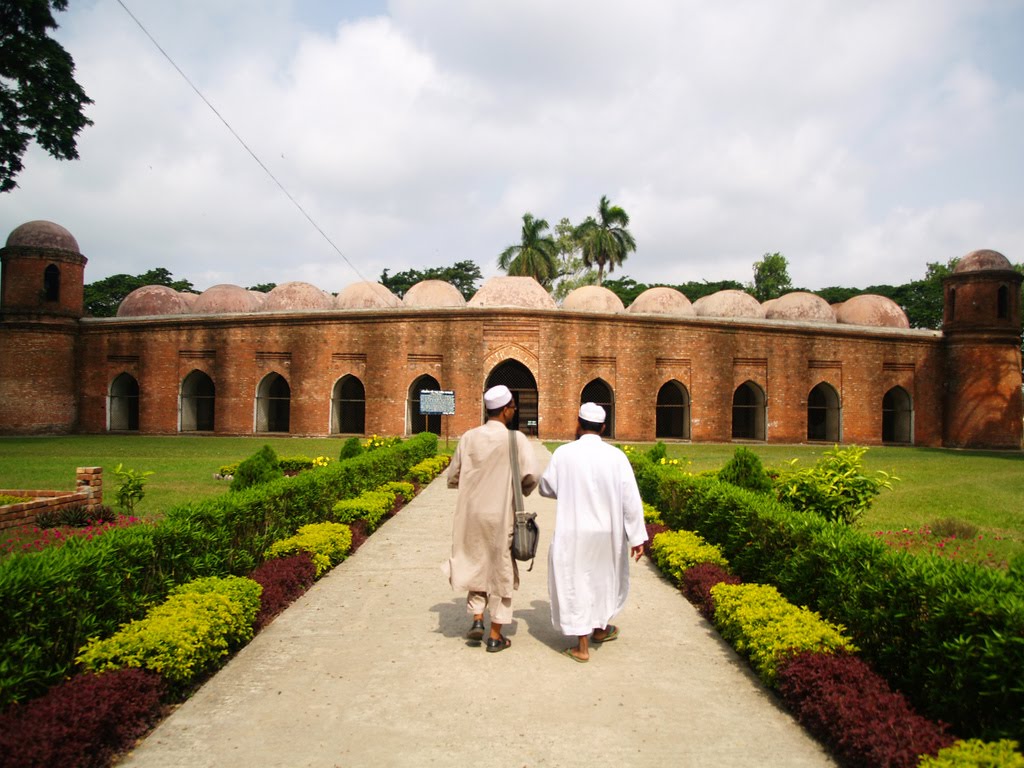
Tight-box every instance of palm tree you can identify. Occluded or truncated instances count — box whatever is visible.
[498,213,558,287]
[575,195,636,285]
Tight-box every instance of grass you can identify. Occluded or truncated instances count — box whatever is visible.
[2,435,1022,566]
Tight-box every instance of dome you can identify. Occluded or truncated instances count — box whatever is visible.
[262,281,334,311]
[403,280,467,308]
[468,276,557,310]
[692,289,765,319]
[561,285,625,313]
[765,292,836,323]
[248,290,267,309]
[834,294,910,328]
[759,298,779,315]
[192,284,265,314]
[953,249,1012,273]
[177,291,199,310]
[334,281,401,309]
[117,285,192,317]
[5,220,80,253]
[627,286,695,316]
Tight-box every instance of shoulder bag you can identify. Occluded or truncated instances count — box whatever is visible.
[508,429,539,570]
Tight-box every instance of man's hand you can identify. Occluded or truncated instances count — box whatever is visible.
[630,544,644,562]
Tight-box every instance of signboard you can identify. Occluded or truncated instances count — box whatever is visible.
[419,389,455,415]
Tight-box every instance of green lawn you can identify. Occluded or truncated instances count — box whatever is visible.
[3,435,1022,565]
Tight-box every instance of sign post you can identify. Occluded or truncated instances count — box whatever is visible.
[419,389,456,449]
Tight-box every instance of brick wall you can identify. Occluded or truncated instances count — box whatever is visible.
[0,467,103,531]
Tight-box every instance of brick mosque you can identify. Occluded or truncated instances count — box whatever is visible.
[1,219,1021,448]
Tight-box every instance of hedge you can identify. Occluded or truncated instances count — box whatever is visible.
[630,453,1024,742]
[0,432,438,707]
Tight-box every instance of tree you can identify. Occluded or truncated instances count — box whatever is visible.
[247,282,277,293]
[749,252,792,302]
[379,260,483,300]
[1,0,93,192]
[84,268,194,317]
[575,195,636,285]
[498,213,558,287]
[550,217,598,300]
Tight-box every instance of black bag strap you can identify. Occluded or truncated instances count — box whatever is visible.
[509,429,524,513]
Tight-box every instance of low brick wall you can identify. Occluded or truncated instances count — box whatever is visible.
[0,467,103,531]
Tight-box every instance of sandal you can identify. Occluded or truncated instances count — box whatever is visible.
[485,635,511,653]
[561,648,588,663]
[591,625,619,644]
[466,619,485,642]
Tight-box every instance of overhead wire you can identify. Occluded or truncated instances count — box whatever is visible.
[115,0,377,290]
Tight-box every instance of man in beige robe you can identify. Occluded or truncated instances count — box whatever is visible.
[444,384,538,652]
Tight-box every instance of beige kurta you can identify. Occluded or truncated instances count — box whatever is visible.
[444,420,538,597]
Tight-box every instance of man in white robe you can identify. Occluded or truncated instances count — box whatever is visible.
[444,384,538,652]
[539,402,646,662]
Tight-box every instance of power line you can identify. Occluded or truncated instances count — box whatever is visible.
[115,0,375,289]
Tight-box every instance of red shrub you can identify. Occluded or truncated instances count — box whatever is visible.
[680,562,741,619]
[776,651,956,768]
[348,519,370,553]
[0,668,165,768]
[644,523,668,557]
[249,552,317,630]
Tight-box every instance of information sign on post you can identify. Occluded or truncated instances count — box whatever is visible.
[419,390,455,448]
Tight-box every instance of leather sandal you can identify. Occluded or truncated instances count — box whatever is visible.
[485,635,511,653]
[466,619,485,641]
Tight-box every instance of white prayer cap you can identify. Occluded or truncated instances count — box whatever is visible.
[484,385,513,410]
[579,402,606,423]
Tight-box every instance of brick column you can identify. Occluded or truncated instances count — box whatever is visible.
[76,467,103,509]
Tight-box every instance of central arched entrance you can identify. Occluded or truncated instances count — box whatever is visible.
[485,360,538,435]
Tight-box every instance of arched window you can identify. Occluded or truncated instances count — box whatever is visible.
[485,359,539,435]
[180,370,215,432]
[656,380,690,439]
[732,381,766,441]
[256,373,290,433]
[807,383,840,442]
[408,375,441,435]
[109,373,140,431]
[882,386,913,444]
[332,375,366,434]
[580,378,615,438]
[998,285,1009,319]
[43,264,60,302]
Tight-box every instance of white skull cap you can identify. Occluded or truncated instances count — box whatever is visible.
[579,402,606,423]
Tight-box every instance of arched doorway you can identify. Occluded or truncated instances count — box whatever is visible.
[807,382,840,442]
[408,375,441,435]
[180,370,215,432]
[882,386,913,444]
[256,373,290,433]
[332,375,366,434]
[656,380,690,439]
[485,360,538,435]
[109,373,139,431]
[580,378,615,438]
[732,381,766,441]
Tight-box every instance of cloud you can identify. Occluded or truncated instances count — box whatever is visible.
[3,0,1022,297]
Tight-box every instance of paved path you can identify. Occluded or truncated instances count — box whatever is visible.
[118,441,836,767]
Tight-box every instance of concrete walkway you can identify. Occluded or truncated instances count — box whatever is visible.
[118,441,836,768]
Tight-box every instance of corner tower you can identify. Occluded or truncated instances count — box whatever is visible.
[0,220,87,434]
[942,249,1023,448]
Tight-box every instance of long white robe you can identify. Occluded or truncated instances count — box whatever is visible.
[443,420,538,597]
[539,434,647,636]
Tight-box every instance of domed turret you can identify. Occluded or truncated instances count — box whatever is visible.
[561,285,625,313]
[334,281,401,309]
[626,286,695,316]
[468,277,557,309]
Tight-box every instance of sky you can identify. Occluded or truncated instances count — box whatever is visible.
[4,0,1024,295]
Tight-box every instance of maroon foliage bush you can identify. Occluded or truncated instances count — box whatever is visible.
[775,651,956,768]
[0,668,165,768]
[347,519,370,553]
[249,552,317,630]
[644,523,668,557]
[680,562,742,619]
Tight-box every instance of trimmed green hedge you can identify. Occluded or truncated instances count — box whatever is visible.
[0,432,438,707]
[630,454,1024,742]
